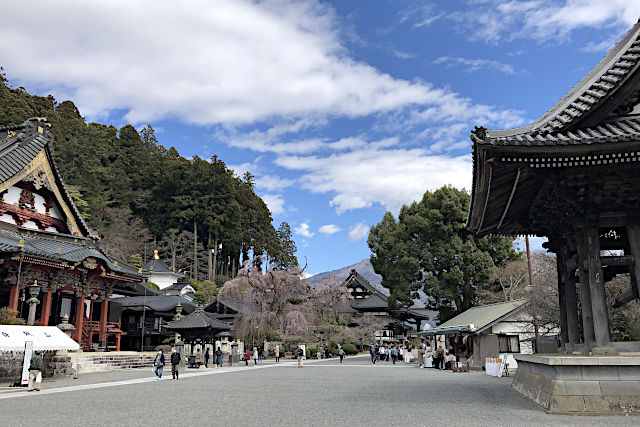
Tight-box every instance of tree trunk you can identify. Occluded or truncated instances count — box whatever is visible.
[193,220,198,281]
[212,237,218,283]
[208,233,212,281]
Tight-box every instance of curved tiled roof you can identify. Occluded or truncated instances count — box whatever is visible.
[472,117,640,146]
[0,227,144,279]
[164,307,231,330]
[471,19,640,145]
[0,118,92,236]
[114,295,195,312]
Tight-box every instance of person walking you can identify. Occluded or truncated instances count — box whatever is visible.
[275,345,280,363]
[204,349,210,368]
[27,350,43,392]
[390,345,398,364]
[297,346,304,368]
[244,349,250,366]
[153,349,165,379]
[170,348,181,380]
[338,346,344,363]
[369,346,376,364]
[215,347,223,367]
[324,347,330,359]
[258,346,263,362]
[253,347,258,365]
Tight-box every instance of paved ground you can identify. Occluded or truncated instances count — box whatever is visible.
[1,356,638,426]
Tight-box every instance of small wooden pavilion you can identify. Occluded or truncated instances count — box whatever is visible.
[164,306,231,346]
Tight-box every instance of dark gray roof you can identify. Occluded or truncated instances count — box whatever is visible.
[115,295,195,312]
[0,227,143,279]
[471,19,640,145]
[352,293,389,310]
[472,117,640,147]
[0,118,92,236]
[209,298,260,313]
[343,269,378,294]
[165,282,192,291]
[142,258,178,274]
[165,307,231,330]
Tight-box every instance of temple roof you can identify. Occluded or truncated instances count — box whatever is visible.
[114,295,195,312]
[0,226,144,280]
[468,20,640,236]
[0,118,92,236]
[343,269,379,294]
[164,306,231,330]
[352,293,389,310]
[471,19,640,145]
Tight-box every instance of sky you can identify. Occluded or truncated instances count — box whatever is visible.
[1,0,639,274]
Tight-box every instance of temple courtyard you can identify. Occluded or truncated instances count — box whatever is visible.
[0,356,637,426]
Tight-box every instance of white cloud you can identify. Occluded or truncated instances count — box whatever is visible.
[348,222,369,242]
[255,175,295,192]
[261,194,286,216]
[295,222,315,238]
[1,0,452,125]
[318,224,341,235]
[433,56,518,75]
[450,0,640,44]
[276,143,472,214]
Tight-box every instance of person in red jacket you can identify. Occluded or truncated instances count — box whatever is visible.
[245,349,250,366]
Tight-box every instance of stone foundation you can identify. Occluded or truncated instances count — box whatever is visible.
[70,352,156,374]
[512,353,640,414]
[0,351,75,380]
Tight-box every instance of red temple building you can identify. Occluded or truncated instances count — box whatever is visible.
[0,118,147,350]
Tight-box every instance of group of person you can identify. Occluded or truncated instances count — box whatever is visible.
[417,344,456,370]
[368,344,399,364]
[244,345,273,366]
[203,348,224,368]
[152,346,226,380]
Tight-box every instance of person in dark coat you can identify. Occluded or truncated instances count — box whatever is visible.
[215,347,223,367]
[324,348,330,359]
[204,349,210,368]
[27,350,43,391]
[170,348,181,380]
[153,349,165,379]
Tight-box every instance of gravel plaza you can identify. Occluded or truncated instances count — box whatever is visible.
[1,355,638,426]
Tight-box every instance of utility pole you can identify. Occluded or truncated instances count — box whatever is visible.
[193,220,198,281]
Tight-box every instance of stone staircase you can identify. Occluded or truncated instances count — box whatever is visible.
[70,352,156,374]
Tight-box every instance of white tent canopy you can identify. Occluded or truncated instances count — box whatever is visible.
[0,325,80,352]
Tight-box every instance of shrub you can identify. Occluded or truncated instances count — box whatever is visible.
[0,307,25,325]
[341,343,357,355]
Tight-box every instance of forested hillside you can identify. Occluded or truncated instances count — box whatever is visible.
[0,71,297,281]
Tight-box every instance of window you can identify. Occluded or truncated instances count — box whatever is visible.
[498,334,520,353]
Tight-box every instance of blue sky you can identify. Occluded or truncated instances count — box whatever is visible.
[1,1,639,274]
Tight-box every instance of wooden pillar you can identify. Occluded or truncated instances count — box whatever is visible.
[74,292,85,342]
[556,249,569,345]
[564,254,580,345]
[115,332,121,351]
[626,225,640,299]
[99,295,109,344]
[8,283,19,312]
[575,231,596,345]
[583,226,611,348]
[40,287,53,326]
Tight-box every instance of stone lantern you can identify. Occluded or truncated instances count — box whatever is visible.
[27,282,41,325]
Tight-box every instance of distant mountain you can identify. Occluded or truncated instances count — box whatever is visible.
[305,258,389,296]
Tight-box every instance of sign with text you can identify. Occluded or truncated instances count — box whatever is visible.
[21,341,33,385]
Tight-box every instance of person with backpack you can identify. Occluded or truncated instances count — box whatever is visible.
[170,348,181,380]
[297,346,304,368]
[153,349,165,379]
